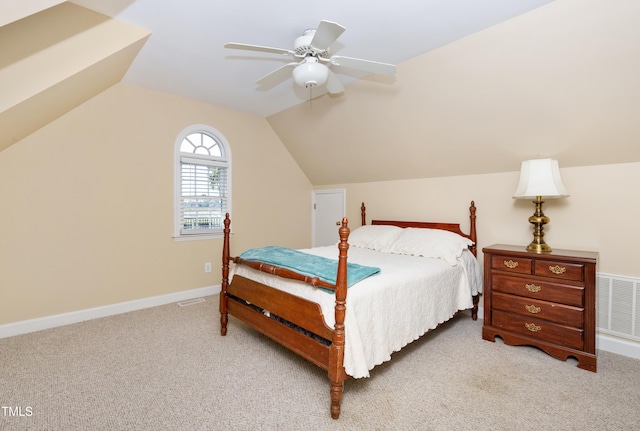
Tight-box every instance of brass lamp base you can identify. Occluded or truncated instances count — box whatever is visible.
[527,239,552,253]
[527,196,552,253]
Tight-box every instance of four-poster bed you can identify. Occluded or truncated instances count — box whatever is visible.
[219,201,480,419]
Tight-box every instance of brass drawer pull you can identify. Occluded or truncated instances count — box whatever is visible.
[525,304,541,314]
[525,283,541,293]
[549,265,567,275]
[504,260,518,269]
[525,323,542,332]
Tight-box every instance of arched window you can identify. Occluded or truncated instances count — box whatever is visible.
[174,125,231,239]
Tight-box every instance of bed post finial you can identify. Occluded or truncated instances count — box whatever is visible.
[361,202,366,226]
[220,213,231,336]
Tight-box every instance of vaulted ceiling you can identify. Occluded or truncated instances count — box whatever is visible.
[70,0,554,118]
[3,0,640,185]
[0,1,149,153]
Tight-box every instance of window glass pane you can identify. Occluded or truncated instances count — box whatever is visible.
[180,139,194,152]
[181,198,224,230]
[201,134,215,147]
[210,143,222,157]
[186,133,202,145]
[180,132,223,157]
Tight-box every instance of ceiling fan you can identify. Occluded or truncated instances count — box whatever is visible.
[224,20,397,94]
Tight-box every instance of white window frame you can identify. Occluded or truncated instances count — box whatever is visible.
[173,124,232,241]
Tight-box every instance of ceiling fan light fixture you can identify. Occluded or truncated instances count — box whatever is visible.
[293,58,328,88]
[225,19,396,94]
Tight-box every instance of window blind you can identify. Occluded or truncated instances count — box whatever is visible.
[180,158,228,234]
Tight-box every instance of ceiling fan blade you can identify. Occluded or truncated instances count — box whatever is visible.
[310,20,346,51]
[330,56,397,76]
[224,43,294,56]
[325,70,345,94]
[255,62,298,88]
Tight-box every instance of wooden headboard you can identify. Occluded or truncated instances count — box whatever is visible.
[360,201,477,257]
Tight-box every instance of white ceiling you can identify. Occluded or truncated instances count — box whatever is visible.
[71,0,553,118]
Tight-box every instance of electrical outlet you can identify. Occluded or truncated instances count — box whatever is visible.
[204,262,212,273]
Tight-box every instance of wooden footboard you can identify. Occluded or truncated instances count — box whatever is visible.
[227,275,333,369]
[220,214,349,419]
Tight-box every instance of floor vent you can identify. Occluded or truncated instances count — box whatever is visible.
[177,298,206,307]
[597,273,639,342]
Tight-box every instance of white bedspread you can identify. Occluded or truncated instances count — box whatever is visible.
[231,246,482,378]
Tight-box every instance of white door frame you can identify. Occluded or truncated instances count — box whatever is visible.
[311,189,346,247]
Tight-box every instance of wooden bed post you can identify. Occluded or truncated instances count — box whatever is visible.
[220,213,231,336]
[329,217,349,419]
[468,201,479,321]
[469,201,477,257]
[360,202,366,226]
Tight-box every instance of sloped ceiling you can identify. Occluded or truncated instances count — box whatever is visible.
[69,0,553,119]
[0,2,150,152]
[267,0,640,184]
[3,1,639,185]
[0,0,66,27]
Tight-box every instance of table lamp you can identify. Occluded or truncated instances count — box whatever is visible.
[513,159,569,253]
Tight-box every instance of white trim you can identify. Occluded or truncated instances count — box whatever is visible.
[0,285,221,339]
[597,332,640,360]
[477,306,640,360]
[311,188,346,247]
[172,233,223,241]
[174,124,232,240]
[4,293,639,361]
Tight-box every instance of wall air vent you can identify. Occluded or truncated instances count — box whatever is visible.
[597,273,639,342]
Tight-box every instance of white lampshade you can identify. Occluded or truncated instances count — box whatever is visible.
[513,159,569,199]
[293,58,328,88]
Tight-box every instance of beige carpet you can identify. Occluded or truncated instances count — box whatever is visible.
[1,295,639,431]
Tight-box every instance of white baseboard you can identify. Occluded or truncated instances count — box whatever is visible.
[476,306,640,361]
[597,333,640,360]
[5,292,640,361]
[0,285,221,339]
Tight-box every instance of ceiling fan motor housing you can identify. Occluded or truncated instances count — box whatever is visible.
[294,29,329,58]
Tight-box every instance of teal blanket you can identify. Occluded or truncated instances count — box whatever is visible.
[239,246,380,287]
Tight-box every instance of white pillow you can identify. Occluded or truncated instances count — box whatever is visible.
[387,228,474,266]
[347,225,403,252]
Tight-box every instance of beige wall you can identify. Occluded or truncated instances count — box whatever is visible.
[2,81,637,328]
[321,161,640,278]
[0,83,312,325]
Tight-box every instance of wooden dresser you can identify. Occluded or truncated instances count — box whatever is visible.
[482,244,598,372]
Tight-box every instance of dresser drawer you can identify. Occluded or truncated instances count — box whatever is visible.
[492,274,584,307]
[492,292,584,328]
[492,310,584,350]
[534,260,584,282]
[491,255,532,274]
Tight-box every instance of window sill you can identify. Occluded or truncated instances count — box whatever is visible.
[172,232,231,242]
